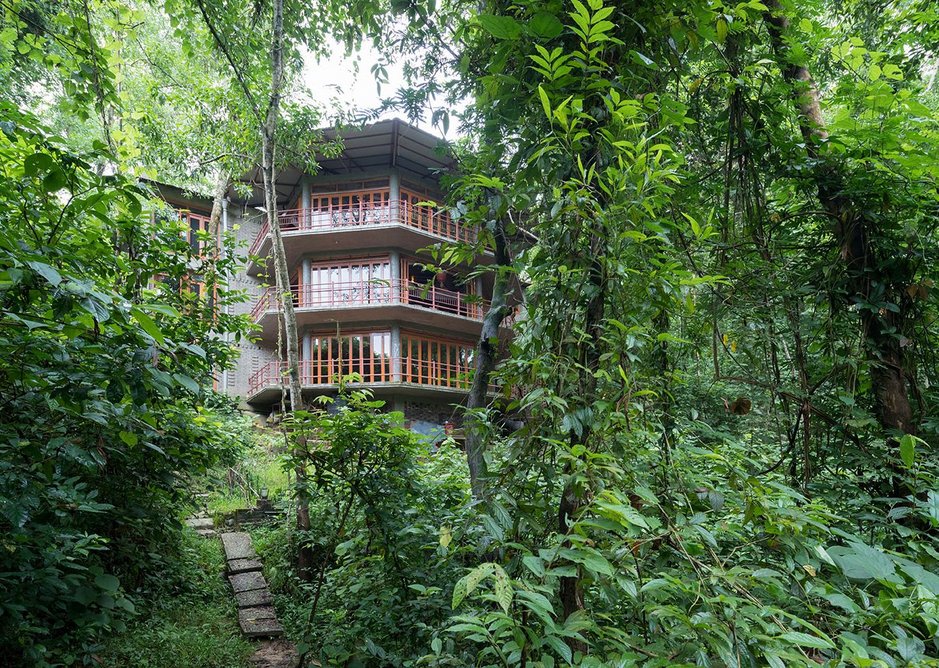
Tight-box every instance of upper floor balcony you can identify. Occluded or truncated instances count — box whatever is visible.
[247,187,482,275]
[250,279,492,341]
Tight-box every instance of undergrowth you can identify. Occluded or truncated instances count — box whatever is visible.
[99,530,253,668]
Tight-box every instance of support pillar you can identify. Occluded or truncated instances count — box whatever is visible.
[389,250,401,303]
[302,331,311,384]
[389,171,400,224]
[220,198,230,394]
[301,257,311,307]
[301,177,311,228]
[302,331,311,360]
[391,323,402,383]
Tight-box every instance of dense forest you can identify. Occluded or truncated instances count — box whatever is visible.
[2,0,939,665]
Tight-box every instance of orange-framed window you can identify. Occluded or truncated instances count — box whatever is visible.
[178,210,215,258]
[304,330,393,384]
[400,331,475,389]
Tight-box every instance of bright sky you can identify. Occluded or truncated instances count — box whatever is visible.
[302,43,459,139]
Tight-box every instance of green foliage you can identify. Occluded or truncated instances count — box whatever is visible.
[260,391,473,666]
[383,0,939,664]
[3,0,939,663]
[437,433,939,666]
[0,105,250,664]
[194,420,291,517]
[98,530,254,668]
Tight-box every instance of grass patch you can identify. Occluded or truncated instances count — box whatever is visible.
[98,531,254,668]
[198,433,291,518]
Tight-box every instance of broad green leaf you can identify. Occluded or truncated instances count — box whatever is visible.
[544,635,572,664]
[529,12,564,39]
[173,373,201,394]
[492,564,512,613]
[897,636,925,661]
[452,563,495,609]
[828,542,895,580]
[779,631,835,650]
[132,307,165,345]
[24,152,53,175]
[477,14,522,39]
[27,261,62,286]
[899,433,915,468]
[538,86,551,121]
[523,555,545,577]
[95,573,120,593]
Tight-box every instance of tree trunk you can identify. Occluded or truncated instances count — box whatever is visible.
[261,0,313,577]
[205,171,231,337]
[262,0,301,414]
[465,212,512,501]
[558,227,605,652]
[763,0,914,437]
[207,171,230,262]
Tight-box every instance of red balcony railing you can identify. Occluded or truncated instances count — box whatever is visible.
[250,279,489,322]
[247,357,478,397]
[248,192,476,259]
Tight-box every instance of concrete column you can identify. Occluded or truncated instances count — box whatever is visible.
[301,257,311,306]
[302,331,311,384]
[389,171,400,224]
[389,250,401,303]
[391,323,402,382]
[301,176,311,228]
[302,331,312,360]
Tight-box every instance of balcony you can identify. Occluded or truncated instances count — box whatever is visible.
[246,357,479,402]
[250,280,491,340]
[247,190,482,274]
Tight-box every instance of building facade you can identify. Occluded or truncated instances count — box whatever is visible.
[164,119,498,435]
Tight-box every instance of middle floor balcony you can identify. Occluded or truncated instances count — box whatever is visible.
[250,279,491,341]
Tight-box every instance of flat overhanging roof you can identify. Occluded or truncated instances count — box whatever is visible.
[232,118,455,208]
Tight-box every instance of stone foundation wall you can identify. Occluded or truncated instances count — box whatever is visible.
[404,399,463,428]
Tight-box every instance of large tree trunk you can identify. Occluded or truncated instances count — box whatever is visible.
[262,0,301,413]
[465,212,512,500]
[261,0,313,577]
[763,0,914,437]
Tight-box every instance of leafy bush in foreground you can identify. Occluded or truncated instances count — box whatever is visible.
[0,105,250,664]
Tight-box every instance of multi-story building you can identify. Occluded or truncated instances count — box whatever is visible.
[162,119,503,435]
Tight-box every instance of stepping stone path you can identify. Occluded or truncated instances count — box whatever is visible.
[219,532,299,668]
[185,518,300,666]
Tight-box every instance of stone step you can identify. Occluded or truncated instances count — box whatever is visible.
[195,528,217,539]
[238,607,283,638]
[185,517,215,530]
[228,558,263,574]
[235,588,273,608]
[229,571,268,594]
[239,605,278,621]
[221,532,257,561]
